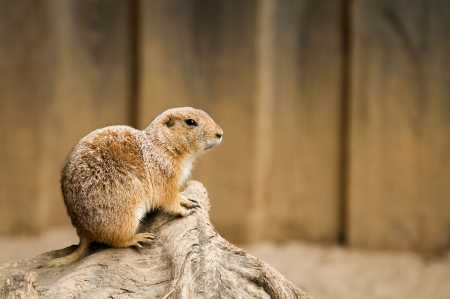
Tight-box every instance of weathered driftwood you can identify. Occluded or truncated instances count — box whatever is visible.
[0,181,311,299]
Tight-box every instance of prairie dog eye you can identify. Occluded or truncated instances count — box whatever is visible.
[185,119,197,126]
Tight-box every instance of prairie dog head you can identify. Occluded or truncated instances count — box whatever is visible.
[147,107,223,158]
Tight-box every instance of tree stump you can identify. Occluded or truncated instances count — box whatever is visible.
[0,181,312,299]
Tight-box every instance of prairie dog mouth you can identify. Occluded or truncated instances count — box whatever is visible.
[204,141,220,150]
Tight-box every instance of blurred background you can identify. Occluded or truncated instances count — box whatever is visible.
[1,0,449,298]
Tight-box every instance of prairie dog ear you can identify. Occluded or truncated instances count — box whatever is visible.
[164,116,175,128]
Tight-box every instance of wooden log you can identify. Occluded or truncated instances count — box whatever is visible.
[0,181,311,299]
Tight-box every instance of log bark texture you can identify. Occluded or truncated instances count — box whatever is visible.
[0,181,311,299]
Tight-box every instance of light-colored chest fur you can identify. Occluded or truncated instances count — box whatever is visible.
[179,156,194,187]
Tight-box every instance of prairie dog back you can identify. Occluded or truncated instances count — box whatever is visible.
[62,126,151,246]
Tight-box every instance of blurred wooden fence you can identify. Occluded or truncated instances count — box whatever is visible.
[0,0,449,251]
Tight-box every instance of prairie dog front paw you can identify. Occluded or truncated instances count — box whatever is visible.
[179,194,200,209]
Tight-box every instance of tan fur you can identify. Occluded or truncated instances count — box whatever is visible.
[44,107,223,267]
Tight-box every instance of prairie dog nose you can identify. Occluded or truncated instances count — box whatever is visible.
[215,126,223,139]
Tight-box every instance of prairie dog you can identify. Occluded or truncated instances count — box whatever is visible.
[45,107,223,267]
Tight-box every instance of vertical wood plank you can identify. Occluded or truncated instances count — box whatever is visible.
[138,0,258,243]
[249,0,277,242]
[187,0,258,243]
[349,0,450,250]
[262,0,345,242]
[43,0,132,227]
[0,0,132,234]
[0,0,53,234]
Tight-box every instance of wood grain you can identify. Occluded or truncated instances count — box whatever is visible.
[348,0,450,250]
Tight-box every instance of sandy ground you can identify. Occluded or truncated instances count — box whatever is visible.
[243,243,450,299]
[1,227,450,299]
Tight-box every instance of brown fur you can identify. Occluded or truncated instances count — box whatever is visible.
[44,107,223,267]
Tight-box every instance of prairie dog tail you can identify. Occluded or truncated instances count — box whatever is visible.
[43,236,90,267]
